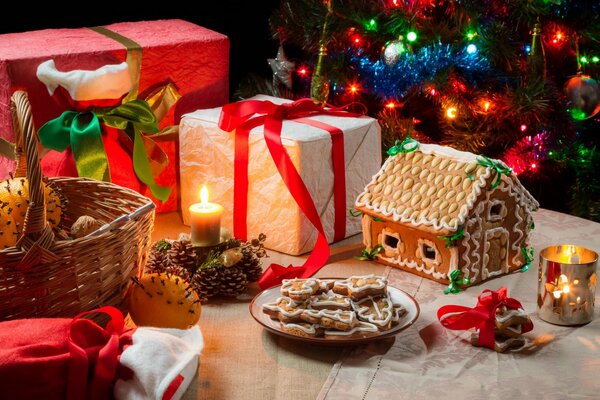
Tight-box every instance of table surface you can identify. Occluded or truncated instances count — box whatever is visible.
[151,209,600,400]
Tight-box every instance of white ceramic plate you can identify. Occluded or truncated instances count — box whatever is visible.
[249,281,419,346]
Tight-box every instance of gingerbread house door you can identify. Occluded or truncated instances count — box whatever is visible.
[482,228,509,279]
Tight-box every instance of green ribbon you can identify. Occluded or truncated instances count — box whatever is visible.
[348,208,362,217]
[348,209,382,222]
[444,269,471,294]
[521,246,534,272]
[387,137,419,156]
[466,155,512,189]
[354,245,383,261]
[437,226,464,248]
[38,100,171,202]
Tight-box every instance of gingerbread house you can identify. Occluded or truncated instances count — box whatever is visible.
[355,142,539,285]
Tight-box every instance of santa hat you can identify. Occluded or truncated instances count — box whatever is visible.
[115,326,203,400]
[0,307,203,400]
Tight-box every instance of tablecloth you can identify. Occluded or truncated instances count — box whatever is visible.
[318,208,600,400]
[152,208,600,399]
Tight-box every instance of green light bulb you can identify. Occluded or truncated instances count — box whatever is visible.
[592,56,599,63]
[467,31,475,40]
[581,56,589,64]
[407,31,417,42]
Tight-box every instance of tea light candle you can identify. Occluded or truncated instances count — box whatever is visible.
[189,185,223,247]
[538,244,598,326]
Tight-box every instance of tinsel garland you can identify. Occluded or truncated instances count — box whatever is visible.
[350,43,491,98]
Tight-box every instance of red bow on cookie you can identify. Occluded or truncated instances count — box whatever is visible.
[437,287,533,350]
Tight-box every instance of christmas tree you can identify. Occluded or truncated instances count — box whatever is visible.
[240,0,600,221]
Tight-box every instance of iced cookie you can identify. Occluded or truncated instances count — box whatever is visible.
[495,306,532,338]
[471,332,526,353]
[352,295,396,330]
[309,291,352,311]
[280,322,323,338]
[324,322,379,339]
[301,309,358,331]
[281,278,322,301]
[263,297,306,323]
[333,275,387,300]
[393,303,408,321]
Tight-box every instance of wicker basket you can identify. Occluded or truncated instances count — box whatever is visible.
[0,91,154,320]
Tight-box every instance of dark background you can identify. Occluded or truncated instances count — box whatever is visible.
[1,1,281,98]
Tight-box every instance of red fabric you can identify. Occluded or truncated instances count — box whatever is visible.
[162,374,185,400]
[437,287,534,350]
[0,20,230,212]
[0,307,133,400]
[218,98,365,289]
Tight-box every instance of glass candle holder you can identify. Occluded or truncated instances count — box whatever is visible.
[538,245,598,326]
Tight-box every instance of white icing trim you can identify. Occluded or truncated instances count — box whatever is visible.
[378,253,448,280]
[309,292,351,309]
[416,238,442,268]
[449,246,459,271]
[263,297,305,318]
[463,204,484,282]
[302,309,357,324]
[281,278,319,297]
[380,227,404,258]
[352,295,394,328]
[362,214,372,249]
[355,144,540,233]
[324,322,379,336]
[334,275,387,293]
[482,227,510,280]
[487,198,506,222]
[281,322,319,335]
[36,59,131,101]
[496,308,528,323]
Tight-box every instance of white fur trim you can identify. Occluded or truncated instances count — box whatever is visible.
[37,59,131,101]
[114,325,203,400]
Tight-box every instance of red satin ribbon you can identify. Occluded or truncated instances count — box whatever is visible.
[437,287,533,350]
[67,306,129,400]
[218,98,365,289]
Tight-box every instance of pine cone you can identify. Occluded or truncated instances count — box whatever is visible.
[145,248,171,274]
[218,266,248,297]
[192,265,221,302]
[167,240,197,275]
[239,251,263,282]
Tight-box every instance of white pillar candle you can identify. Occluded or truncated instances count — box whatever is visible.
[189,185,223,247]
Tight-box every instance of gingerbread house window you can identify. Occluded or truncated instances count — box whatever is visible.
[384,234,399,248]
[488,200,506,222]
[422,244,437,260]
[380,228,404,257]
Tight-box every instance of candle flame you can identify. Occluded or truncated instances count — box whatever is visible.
[200,185,209,205]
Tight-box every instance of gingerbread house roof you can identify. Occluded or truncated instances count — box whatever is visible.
[355,143,539,233]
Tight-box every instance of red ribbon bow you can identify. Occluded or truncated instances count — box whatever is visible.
[437,287,533,350]
[67,306,132,400]
[218,98,366,289]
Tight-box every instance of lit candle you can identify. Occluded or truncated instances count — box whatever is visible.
[189,185,223,247]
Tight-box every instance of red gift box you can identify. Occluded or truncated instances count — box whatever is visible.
[0,20,229,212]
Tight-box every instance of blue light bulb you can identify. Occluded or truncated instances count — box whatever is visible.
[466,44,478,54]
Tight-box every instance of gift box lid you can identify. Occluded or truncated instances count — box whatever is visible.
[0,19,227,60]
[183,95,378,143]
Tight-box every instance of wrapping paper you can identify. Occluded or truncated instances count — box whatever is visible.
[0,19,229,212]
[180,95,382,255]
[317,208,600,400]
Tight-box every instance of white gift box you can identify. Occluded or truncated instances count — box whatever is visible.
[179,95,381,255]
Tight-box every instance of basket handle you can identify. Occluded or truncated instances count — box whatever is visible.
[10,91,57,266]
